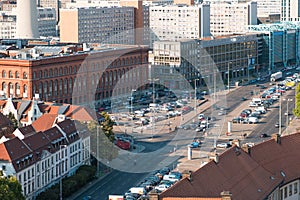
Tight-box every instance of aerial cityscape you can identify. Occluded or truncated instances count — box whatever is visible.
[0,0,300,200]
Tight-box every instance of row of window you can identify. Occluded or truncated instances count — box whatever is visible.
[2,70,27,79]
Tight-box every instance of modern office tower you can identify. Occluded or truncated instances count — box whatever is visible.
[15,0,39,39]
[248,22,300,74]
[281,0,300,21]
[149,4,211,43]
[0,7,56,39]
[59,6,135,44]
[210,1,257,36]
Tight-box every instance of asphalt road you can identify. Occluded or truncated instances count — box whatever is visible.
[75,81,296,200]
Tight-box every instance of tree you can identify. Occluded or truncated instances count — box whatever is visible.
[0,176,25,200]
[99,111,115,142]
[293,84,300,117]
[87,119,118,162]
[7,112,18,129]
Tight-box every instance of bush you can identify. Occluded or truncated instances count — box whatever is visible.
[36,165,96,200]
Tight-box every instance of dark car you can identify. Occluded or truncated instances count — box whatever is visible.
[260,133,270,138]
[241,97,247,101]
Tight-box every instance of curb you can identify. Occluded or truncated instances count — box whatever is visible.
[66,172,112,200]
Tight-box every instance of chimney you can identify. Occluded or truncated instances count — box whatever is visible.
[220,191,232,200]
[232,139,240,147]
[241,144,251,154]
[272,134,281,144]
[209,153,219,163]
[148,189,159,200]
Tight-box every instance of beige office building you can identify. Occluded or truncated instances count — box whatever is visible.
[60,7,135,44]
[210,1,257,36]
[149,4,211,43]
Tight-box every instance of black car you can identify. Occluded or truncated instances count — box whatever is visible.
[260,133,270,138]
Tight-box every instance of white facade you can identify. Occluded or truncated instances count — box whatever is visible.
[209,1,257,36]
[0,120,91,200]
[0,7,57,39]
[281,0,300,21]
[256,0,281,17]
[15,0,39,39]
[149,4,211,43]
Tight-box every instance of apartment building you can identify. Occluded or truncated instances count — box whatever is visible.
[209,1,257,36]
[0,119,90,200]
[59,6,135,44]
[149,4,211,43]
[0,7,56,39]
[0,41,149,107]
[281,0,300,21]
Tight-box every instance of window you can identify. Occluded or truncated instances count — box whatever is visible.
[15,71,19,78]
[294,182,298,194]
[284,187,287,198]
[289,184,292,196]
[2,165,6,170]
[9,71,13,78]
[23,72,27,79]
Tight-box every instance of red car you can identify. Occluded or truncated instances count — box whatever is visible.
[115,139,131,150]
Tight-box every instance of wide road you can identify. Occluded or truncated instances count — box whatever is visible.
[75,82,296,200]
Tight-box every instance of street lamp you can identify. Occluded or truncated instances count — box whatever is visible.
[59,145,67,200]
[284,98,293,134]
[227,62,232,92]
[148,78,159,139]
[131,89,136,133]
[279,96,282,135]
[194,79,199,115]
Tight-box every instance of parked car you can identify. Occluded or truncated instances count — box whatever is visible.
[189,141,200,148]
[260,133,270,138]
[248,117,258,124]
[216,143,231,148]
[155,184,170,192]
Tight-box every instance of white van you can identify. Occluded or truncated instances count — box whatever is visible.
[163,174,180,183]
[149,103,159,109]
[252,98,262,105]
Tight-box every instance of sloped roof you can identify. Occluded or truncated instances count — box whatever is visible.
[0,112,10,128]
[0,143,11,161]
[64,105,98,122]
[31,114,57,132]
[160,133,300,200]
[18,125,36,137]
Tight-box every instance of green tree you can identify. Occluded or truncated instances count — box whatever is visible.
[7,112,18,129]
[293,84,300,117]
[87,119,118,162]
[0,176,25,200]
[99,111,115,142]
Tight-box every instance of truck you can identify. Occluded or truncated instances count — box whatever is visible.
[270,71,282,82]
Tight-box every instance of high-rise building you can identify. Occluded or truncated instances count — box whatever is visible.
[281,0,300,21]
[149,4,211,43]
[209,1,257,36]
[59,6,135,44]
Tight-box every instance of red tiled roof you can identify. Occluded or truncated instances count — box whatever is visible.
[65,105,98,122]
[160,133,300,200]
[32,114,57,132]
[0,143,11,161]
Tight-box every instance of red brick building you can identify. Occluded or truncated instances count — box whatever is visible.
[0,44,149,106]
